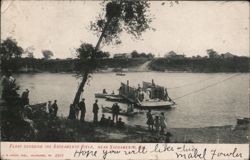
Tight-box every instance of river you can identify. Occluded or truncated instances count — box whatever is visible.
[14,72,249,128]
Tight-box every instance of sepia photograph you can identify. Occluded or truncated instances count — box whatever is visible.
[0,0,249,159]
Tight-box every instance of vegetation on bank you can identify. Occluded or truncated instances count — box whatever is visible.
[149,57,249,72]
[3,58,149,73]
[2,56,249,73]
[1,37,249,74]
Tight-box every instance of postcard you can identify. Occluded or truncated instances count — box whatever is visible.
[0,0,249,159]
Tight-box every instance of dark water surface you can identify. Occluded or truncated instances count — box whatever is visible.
[15,72,249,128]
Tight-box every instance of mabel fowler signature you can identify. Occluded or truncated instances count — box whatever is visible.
[73,144,243,160]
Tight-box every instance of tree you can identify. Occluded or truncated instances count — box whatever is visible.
[207,49,219,59]
[131,50,139,58]
[69,1,153,118]
[164,51,177,58]
[42,50,54,60]
[76,43,95,60]
[0,37,24,72]
[102,51,110,58]
[24,46,35,58]
[76,43,109,59]
[147,53,154,59]
[0,37,23,60]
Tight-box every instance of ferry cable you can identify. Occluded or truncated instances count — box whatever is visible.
[172,73,241,101]
[168,76,220,90]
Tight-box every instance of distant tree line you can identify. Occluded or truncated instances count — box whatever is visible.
[164,49,244,60]
[150,56,249,72]
[1,37,249,73]
[0,37,56,73]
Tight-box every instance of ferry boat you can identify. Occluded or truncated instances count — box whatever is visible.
[118,80,175,109]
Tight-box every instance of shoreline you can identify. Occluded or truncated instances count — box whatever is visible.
[1,100,249,143]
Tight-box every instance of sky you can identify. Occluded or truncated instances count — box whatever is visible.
[1,1,249,58]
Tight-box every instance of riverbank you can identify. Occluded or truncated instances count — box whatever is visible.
[149,57,249,72]
[6,57,250,74]
[1,101,249,143]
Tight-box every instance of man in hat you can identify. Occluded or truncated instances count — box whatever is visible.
[112,103,120,123]
[51,100,58,117]
[92,99,99,123]
[78,98,86,122]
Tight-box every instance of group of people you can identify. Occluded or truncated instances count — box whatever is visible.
[69,98,125,128]
[20,88,165,133]
[146,109,167,134]
[68,98,86,121]
[92,99,124,128]
[47,100,58,117]
[99,114,125,129]
[102,89,115,95]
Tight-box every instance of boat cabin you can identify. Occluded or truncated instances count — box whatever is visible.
[118,80,168,103]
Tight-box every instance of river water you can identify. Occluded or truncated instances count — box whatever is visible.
[14,72,249,128]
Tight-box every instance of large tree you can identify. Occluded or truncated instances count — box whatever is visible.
[69,0,153,118]
[0,37,23,60]
[0,37,24,72]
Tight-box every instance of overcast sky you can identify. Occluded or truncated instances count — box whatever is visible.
[1,1,249,58]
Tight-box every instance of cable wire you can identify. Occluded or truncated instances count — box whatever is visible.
[173,73,241,101]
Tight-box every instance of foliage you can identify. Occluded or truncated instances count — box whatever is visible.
[0,37,24,72]
[0,37,23,60]
[150,56,249,72]
[76,43,95,60]
[75,43,110,71]
[42,50,54,60]
[131,50,154,59]
[97,51,110,58]
[76,43,110,59]
[90,0,153,45]
[24,46,35,58]
[1,72,20,105]
[207,49,219,59]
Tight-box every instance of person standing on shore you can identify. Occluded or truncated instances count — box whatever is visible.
[47,101,52,114]
[92,99,99,123]
[160,112,167,134]
[146,109,154,131]
[112,103,120,122]
[74,104,80,120]
[78,98,86,122]
[21,89,30,107]
[68,104,76,120]
[103,89,107,94]
[154,116,160,133]
[51,100,58,117]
